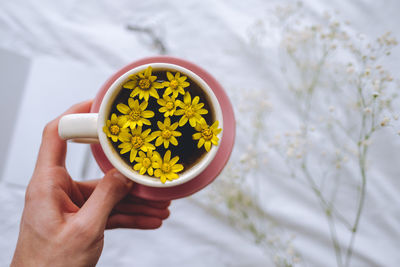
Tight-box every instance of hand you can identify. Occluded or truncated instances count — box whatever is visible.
[11,101,170,267]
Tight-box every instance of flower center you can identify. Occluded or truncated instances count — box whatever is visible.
[170,79,179,89]
[161,130,172,139]
[201,128,213,140]
[139,79,151,89]
[142,158,152,168]
[131,136,144,149]
[129,109,142,121]
[110,125,120,135]
[185,107,195,118]
[162,163,171,173]
[165,101,174,110]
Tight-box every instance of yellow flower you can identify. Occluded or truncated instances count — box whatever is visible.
[133,150,160,176]
[117,98,154,129]
[163,71,190,98]
[151,117,182,148]
[153,150,184,183]
[102,113,129,142]
[192,120,222,152]
[123,66,164,101]
[118,126,156,162]
[157,94,179,117]
[175,92,208,127]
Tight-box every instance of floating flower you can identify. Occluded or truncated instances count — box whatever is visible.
[118,126,156,162]
[157,94,179,117]
[175,92,208,127]
[123,66,164,101]
[102,113,129,142]
[192,120,222,152]
[163,71,190,98]
[153,150,184,183]
[151,117,182,148]
[133,150,160,176]
[117,98,154,129]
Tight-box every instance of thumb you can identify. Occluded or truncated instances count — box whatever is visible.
[77,169,134,229]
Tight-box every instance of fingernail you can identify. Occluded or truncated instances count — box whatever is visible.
[113,170,134,187]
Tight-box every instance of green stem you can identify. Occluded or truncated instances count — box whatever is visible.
[344,143,367,267]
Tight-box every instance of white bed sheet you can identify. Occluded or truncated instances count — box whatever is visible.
[1,0,400,266]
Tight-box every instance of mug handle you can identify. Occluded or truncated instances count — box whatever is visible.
[58,113,99,143]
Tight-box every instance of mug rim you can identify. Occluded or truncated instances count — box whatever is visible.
[97,63,224,187]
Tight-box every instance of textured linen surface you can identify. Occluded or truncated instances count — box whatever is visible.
[0,0,399,266]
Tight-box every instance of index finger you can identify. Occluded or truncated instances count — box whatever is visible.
[35,100,93,168]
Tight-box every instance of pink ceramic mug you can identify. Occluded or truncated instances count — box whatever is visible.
[59,57,235,200]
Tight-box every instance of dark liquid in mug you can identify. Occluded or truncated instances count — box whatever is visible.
[109,69,215,172]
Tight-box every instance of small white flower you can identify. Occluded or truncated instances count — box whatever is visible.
[380,117,390,127]
[363,107,372,114]
[372,91,380,98]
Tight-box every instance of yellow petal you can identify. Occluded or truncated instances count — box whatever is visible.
[179,116,188,126]
[130,88,140,98]
[149,88,160,99]
[142,110,154,118]
[153,82,164,89]
[130,150,138,162]
[142,119,151,125]
[172,131,181,137]
[167,71,174,81]
[175,109,185,116]
[117,103,130,114]
[198,138,205,148]
[110,113,118,124]
[170,136,178,146]
[142,128,151,138]
[123,80,136,89]
[192,96,200,105]
[211,136,219,145]
[193,133,202,140]
[164,88,172,96]
[205,141,211,152]
[144,66,152,77]
[164,140,169,149]
[157,120,165,130]
[172,164,184,172]
[165,117,171,127]
[184,92,191,104]
[170,156,179,166]
[211,121,219,129]
[154,169,162,178]
[139,100,148,110]
[133,163,142,171]
[155,136,163,146]
[170,122,179,130]
[164,150,171,162]
[198,109,208,115]
[166,172,179,180]
[189,117,197,127]
[214,127,222,135]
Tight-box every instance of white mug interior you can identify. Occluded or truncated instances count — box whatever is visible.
[98,63,223,187]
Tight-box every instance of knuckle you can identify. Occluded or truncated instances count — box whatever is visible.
[163,209,170,219]
[103,173,130,195]
[42,120,57,138]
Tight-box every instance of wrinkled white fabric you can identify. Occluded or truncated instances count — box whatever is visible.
[0,0,400,266]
